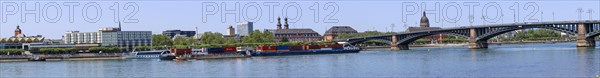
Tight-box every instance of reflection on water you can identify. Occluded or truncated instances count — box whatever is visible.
[1,42,599,77]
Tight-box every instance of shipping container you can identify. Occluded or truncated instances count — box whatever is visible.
[223,46,237,52]
[206,48,224,53]
[303,45,321,50]
[257,46,277,50]
[276,46,290,50]
[289,46,303,50]
[170,48,192,56]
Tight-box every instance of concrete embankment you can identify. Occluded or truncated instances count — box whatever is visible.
[0,53,124,62]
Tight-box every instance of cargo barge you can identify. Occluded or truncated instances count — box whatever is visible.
[250,44,361,56]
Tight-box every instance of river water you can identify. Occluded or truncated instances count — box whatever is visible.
[1,42,599,77]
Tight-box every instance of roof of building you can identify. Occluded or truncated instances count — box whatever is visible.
[0,36,45,43]
[325,26,358,35]
[274,29,320,35]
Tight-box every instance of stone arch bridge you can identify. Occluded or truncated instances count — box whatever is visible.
[335,20,600,50]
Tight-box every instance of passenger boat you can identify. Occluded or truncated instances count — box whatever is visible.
[125,50,169,59]
[158,52,176,60]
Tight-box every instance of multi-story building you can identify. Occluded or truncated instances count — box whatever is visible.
[62,23,152,51]
[0,25,45,49]
[268,17,322,42]
[162,30,196,38]
[323,26,358,41]
[324,26,358,35]
[237,22,253,36]
[226,25,235,36]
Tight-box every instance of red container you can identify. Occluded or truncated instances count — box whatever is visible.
[289,46,303,50]
[257,46,276,50]
[302,45,321,50]
[223,46,237,52]
[170,48,192,56]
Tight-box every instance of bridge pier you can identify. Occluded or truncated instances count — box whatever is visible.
[469,28,488,49]
[468,41,488,49]
[576,23,596,47]
[391,44,409,50]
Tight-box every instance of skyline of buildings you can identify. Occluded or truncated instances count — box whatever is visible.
[63,22,152,51]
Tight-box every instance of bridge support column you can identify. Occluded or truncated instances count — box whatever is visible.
[468,28,488,49]
[468,41,488,49]
[390,35,410,50]
[576,23,596,47]
[391,44,409,50]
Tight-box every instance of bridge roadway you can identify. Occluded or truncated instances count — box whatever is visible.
[336,20,600,50]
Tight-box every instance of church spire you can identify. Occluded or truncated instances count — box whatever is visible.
[118,21,122,31]
[284,17,289,29]
[277,17,282,29]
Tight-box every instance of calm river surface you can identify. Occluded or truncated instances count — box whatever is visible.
[1,42,599,77]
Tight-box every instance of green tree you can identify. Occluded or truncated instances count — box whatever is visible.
[173,36,197,46]
[200,32,225,44]
[243,30,276,43]
[152,34,173,46]
[280,37,289,42]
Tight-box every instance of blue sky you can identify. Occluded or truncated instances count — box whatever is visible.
[1,0,599,39]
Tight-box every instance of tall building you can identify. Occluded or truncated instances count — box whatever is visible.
[237,22,253,36]
[226,25,235,36]
[63,22,152,51]
[162,30,196,38]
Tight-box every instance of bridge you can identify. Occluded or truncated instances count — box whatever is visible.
[336,20,600,50]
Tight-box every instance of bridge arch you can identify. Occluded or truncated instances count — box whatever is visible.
[474,25,578,41]
[396,31,470,45]
[346,37,393,46]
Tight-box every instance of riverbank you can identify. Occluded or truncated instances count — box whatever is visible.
[0,53,124,62]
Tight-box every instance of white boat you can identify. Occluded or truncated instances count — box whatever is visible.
[125,50,169,59]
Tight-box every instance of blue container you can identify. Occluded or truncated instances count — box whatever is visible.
[276,46,290,50]
[206,48,224,53]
